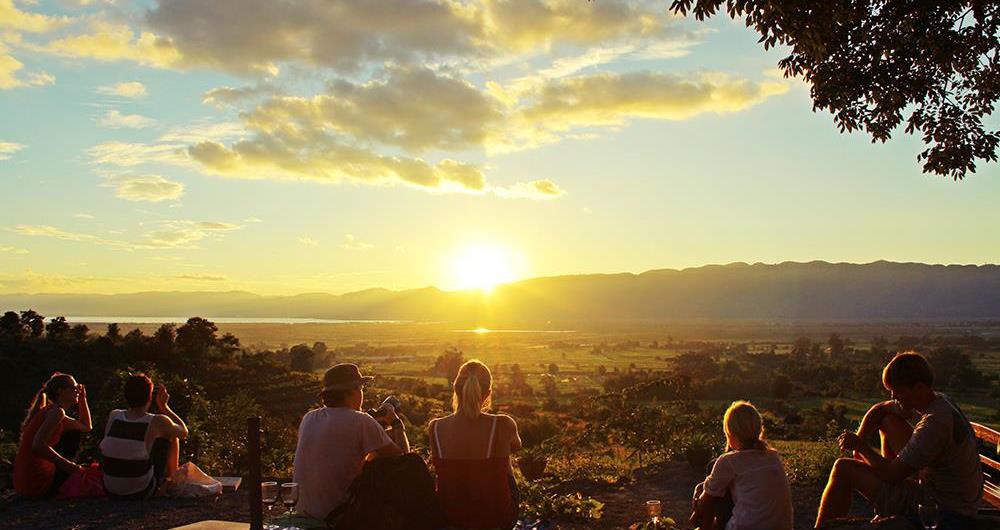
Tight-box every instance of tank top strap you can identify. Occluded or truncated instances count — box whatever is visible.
[433,420,444,458]
[486,416,498,458]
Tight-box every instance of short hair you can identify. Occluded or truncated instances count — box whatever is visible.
[321,388,352,407]
[124,373,153,408]
[882,351,934,388]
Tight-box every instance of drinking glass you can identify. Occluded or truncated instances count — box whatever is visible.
[918,500,940,530]
[281,482,300,530]
[261,481,279,530]
[646,499,662,524]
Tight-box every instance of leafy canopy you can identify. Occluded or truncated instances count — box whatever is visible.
[670,1,1000,179]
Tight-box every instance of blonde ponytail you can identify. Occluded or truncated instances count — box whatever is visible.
[723,400,768,451]
[452,360,492,419]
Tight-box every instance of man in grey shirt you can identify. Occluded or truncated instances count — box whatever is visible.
[814,352,983,529]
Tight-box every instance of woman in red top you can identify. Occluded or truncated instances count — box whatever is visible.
[14,372,92,497]
[429,360,521,530]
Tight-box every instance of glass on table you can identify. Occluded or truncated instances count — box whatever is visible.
[281,482,300,530]
[261,481,279,530]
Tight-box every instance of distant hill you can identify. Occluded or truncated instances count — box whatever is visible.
[3,261,1000,324]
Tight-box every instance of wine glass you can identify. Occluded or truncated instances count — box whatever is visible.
[646,499,662,525]
[281,482,300,530]
[918,499,940,530]
[261,481,279,530]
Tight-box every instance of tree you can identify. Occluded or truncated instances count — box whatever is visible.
[772,374,793,399]
[20,310,45,338]
[290,344,315,372]
[153,324,176,349]
[541,374,559,397]
[0,311,24,340]
[105,323,122,342]
[431,347,465,382]
[70,324,90,343]
[547,362,560,375]
[176,317,219,358]
[671,1,1000,179]
[791,337,812,359]
[828,333,845,356]
[45,316,71,342]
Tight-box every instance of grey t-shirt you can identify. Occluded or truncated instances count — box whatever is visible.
[897,394,984,516]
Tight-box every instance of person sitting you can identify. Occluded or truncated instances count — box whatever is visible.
[14,372,92,497]
[814,351,984,529]
[99,373,189,498]
[690,400,793,530]
[429,360,521,530]
[293,363,409,520]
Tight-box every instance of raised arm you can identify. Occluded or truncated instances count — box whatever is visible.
[62,384,92,433]
[154,386,188,439]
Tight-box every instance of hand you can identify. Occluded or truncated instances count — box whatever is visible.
[838,431,863,453]
[76,384,87,402]
[155,385,170,409]
[378,403,399,426]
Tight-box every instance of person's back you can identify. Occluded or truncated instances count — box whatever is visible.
[292,363,403,520]
[294,407,394,518]
[430,360,520,530]
[703,448,793,530]
[100,409,157,497]
[898,393,982,516]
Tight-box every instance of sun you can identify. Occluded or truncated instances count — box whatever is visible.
[448,243,520,292]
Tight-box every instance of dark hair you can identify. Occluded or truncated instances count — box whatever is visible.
[321,388,352,407]
[883,351,934,388]
[124,373,154,408]
[22,372,75,429]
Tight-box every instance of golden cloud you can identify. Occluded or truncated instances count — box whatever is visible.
[102,174,184,202]
[0,0,70,33]
[0,42,53,89]
[97,81,147,97]
[97,109,155,129]
[0,140,26,160]
[40,20,180,67]
[244,67,503,152]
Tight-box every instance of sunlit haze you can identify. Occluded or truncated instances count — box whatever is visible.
[1,1,998,296]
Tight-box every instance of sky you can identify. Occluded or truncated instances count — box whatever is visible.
[1,0,999,296]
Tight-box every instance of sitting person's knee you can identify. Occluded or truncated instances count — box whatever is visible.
[830,457,861,478]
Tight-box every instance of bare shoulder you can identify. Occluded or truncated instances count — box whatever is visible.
[489,413,518,431]
[47,406,66,421]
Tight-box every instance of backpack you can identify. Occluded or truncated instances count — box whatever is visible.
[327,453,447,530]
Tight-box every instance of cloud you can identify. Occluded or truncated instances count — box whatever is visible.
[156,121,243,143]
[0,245,29,254]
[143,220,240,248]
[187,136,490,194]
[72,213,95,219]
[245,66,502,152]
[8,220,241,250]
[298,236,319,247]
[0,0,70,33]
[38,19,180,67]
[202,84,279,108]
[97,80,147,97]
[86,141,186,167]
[1,43,54,89]
[0,140,26,159]
[97,109,155,128]
[500,70,790,149]
[138,0,677,76]
[102,174,184,202]
[172,273,228,282]
[495,179,566,200]
[341,234,373,250]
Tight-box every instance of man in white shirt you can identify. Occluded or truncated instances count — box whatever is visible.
[293,364,409,519]
[815,352,983,529]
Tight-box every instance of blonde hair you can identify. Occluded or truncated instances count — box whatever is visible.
[723,400,767,451]
[452,360,492,419]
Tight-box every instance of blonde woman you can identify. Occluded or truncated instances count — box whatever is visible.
[429,360,521,530]
[690,401,793,530]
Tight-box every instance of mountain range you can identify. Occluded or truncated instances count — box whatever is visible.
[2,261,1000,324]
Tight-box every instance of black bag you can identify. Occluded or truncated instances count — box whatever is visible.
[327,453,447,530]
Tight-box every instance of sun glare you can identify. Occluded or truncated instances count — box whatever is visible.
[448,243,520,292]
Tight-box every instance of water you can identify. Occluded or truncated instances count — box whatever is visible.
[60,316,404,324]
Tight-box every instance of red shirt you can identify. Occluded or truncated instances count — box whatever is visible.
[14,404,65,497]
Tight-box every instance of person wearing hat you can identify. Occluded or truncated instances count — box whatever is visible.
[293,363,409,519]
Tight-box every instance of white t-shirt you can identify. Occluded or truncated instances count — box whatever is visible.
[703,448,793,530]
[292,407,393,519]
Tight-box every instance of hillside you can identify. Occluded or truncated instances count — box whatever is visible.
[3,261,1000,324]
